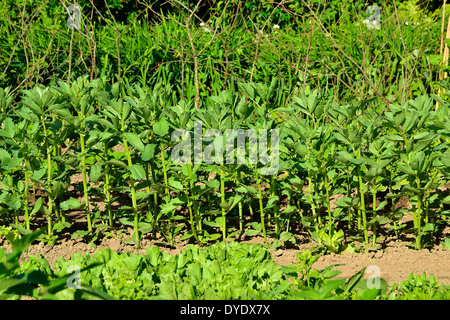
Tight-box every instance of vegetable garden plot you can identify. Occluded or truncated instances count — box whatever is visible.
[1,0,450,302]
[0,77,449,253]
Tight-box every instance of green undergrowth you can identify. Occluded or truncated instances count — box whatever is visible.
[1,230,449,300]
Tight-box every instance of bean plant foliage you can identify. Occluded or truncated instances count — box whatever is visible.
[0,72,449,252]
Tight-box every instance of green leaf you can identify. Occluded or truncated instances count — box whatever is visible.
[105,160,127,168]
[8,228,46,264]
[122,101,132,122]
[160,198,184,214]
[443,238,450,250]
[168,177,183,191]
[141,144,156,161]
[66,116,81,128]
[31,197,43,215]
[51,108,73,120]
[403,113,417,133]
[80,95,90,116]
[129,164,146,180]
[236,99,253,119]
[2,194,21,210]
[398,164,415,176]
[22,99,42,116]
[153,119,169,136]
[0,118,14,138]
[60,198,83,211]
[366,165,382,179]
[422,223,435,232]
[279,231,295,244]
[412,131,434,141]
[95,118,117,131]
[180,112,190,127]
[292,143,307,156]
[186,262,202,286]
[239,83,256,100]
[0,278,28,294]
[344,268,366,294]
[244,229,260,237]
[206,179,220,190]
[1,157,20,170]
[384,134,404,142]
[123,132,145,152]
[347,157,365,165]
[119,217,134,226]
[89,164,103,183]
[428,54,441,66]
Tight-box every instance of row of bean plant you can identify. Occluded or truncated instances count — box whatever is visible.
[0,76,449,251]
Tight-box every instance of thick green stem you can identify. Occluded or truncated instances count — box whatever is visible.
[186,164,200,244]
[249,203,254,217]
[47,149,53,236]
[103,144,113,228]
[325,172,332,237]
[307,174,319,225]
[186,191,200,245]
[160,142,175,245]
[150,160,159,219]
[188,163,200,232]
[416,194,423,249]
[372,183,377,248]
[105,170,113,228]
[256,171,268,247]
[414,177,423,249]
[42,120,53,236]
[80,133,92,232]
[237,171,243,234]
[296,197,303,219]
[425,171,437,225]
[23,156,30,230]
[145,163,152,223]
[123,136,139,243]
[160,142,169,204]
[271,175,279,236]
[358,167,368,250]
[220,167,226,241]
[346,169,352,226]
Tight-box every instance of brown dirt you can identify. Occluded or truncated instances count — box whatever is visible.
[22,228,187,264]
[245,234,450,286]
[310,240,450,285]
